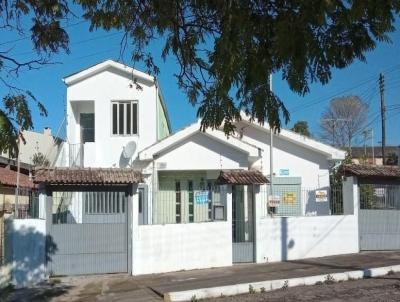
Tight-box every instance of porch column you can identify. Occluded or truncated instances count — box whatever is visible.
[342,176,359,215]
[130,184,139,275]
[224,185,233,265]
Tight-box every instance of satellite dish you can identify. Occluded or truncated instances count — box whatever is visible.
[123,141,137,158]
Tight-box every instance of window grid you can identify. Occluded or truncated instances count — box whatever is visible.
[175,181,181,223]
[111,101,138,136]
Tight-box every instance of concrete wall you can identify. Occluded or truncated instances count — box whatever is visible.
[255,215,359,263]
[15,128,62,166]
[66,68,158,168]
[132,222,232,275]
[5,219,47,288]
[132,186,233,275]
[254,177,359,263]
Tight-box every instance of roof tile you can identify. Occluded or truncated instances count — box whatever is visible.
[34,168,143,185]
[216,170,269,185]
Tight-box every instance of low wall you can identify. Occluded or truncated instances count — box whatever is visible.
[132,221,232,275]
[5,219,47,287]
[256,215,359,263]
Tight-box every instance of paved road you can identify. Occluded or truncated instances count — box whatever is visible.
[204,273,400,302]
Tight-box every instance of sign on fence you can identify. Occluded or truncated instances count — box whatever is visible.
[283,192,297,204]
[268,195,281,207]
[315,190,328,202]
[195,191,209,204]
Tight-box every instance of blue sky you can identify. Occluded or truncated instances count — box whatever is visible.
[1,15,400,146]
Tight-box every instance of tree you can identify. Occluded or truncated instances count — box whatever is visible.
[78,0,399,134]
[32,152,50,168]
[291,121,311,137]
[319,96,368,150]
[0,1,71,157]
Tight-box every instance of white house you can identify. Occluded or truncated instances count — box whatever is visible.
[19,60,360,282]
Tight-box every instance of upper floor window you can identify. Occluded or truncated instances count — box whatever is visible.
[112,101,138,135]
[80,113,95,143]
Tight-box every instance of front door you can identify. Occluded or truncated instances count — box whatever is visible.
[232,185,255,263]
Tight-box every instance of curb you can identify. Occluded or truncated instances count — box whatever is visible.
[164,264,400,301]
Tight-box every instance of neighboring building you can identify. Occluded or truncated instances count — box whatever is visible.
[351,146,400,166]
[1,128,64,167]
[0,156,34,214]
[31,60,354,279]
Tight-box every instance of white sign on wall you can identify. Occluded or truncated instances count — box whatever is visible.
[315,190,328,202]
[268,195,281,207]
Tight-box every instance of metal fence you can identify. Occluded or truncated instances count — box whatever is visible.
[360,184,400,210]
[51,191,127,224]
[146,185,227,225]
[9,189,40,219]
[258,185,343,217]
[144,184,343,225]
[69,143,84,167]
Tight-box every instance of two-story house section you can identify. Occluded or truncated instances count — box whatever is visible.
[58,59,171,168]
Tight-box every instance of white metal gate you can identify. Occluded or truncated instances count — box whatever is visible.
[359,184,400,251]
[47,190,130,276]
[232,185,254,263]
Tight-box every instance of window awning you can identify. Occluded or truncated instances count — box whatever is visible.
[216,170,269,185]
[34,168,143,185]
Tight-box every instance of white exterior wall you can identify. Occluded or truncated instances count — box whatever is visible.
[66,69,158,167]
[255,215,358,263]
[154,133,249,171]
[239,123,331,188]
[132,186,232,275]
[132,222,232,274]
[6,219,47,287]
[254,178,359,263]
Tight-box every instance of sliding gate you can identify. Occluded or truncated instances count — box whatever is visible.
[359,184,400,250]
[47,190,130,276]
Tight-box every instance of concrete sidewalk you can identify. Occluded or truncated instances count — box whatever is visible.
[149,251,400,296]
[5,251,400,302]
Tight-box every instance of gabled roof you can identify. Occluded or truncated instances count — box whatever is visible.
[34,168,143,185]
[238,114,345,160]
[139,121,261,160]
[63,59,155,86]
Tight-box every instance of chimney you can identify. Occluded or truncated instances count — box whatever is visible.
[43,127,51,136]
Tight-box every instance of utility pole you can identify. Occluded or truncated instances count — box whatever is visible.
[379,73,386,164]
[15,129,21,218]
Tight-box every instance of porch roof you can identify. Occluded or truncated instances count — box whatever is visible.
[216,170,269,185]
[34,168,143,185]
[339,164,400,179]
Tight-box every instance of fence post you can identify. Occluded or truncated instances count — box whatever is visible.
[130,184,139,275]
[342,176,359,215]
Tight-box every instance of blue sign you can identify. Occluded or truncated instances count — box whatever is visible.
[279,169,290,176]
[195,191,209,204]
